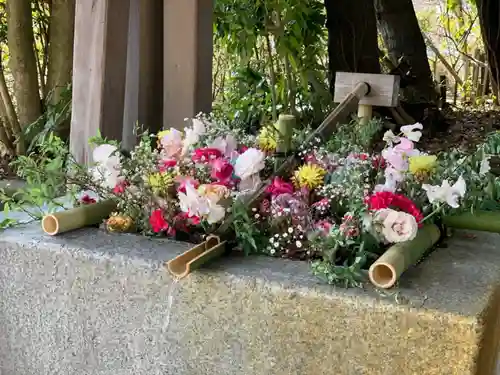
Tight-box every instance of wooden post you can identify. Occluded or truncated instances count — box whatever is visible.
[163,0,213,129]
[334,72,400,127]
[70,0,130,164]
[122,0,164,149]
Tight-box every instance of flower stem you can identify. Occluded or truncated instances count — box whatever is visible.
[420,204,443,223]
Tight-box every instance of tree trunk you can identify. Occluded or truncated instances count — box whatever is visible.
[6,0,42,128]
[324,0,380,94]
[476,0,500,104]
[46,0,76,104]
[375,0,437,104]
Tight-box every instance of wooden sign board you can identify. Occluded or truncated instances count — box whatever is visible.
[334,72,400,107]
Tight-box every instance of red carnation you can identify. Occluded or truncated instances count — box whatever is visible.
[150,209,172,234]
[366,191,424,226]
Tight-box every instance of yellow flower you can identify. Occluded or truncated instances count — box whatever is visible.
[258,125,278,152]
[106,214,134,233]
[157,129,170,139]
[409,155,437,175]
[147,172,175,194]
[293,163,326,189]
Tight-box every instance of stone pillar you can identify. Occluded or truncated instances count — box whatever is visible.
[122,0,164,150]
[163,0,213,129]
[70,0,130,164]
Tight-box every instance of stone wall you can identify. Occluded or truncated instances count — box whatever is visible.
[1,224,500,374]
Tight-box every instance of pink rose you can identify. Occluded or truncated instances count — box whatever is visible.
[210,158,234,182]
[266,177,294,197]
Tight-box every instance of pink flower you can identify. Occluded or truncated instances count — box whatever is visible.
[315,220,333,236]
[304,153,320,164]
[210,158,234,182]
[382,137,420,172]
[192,148,223,163]
[312,198,330,211]
[159,159,177,172]
[259,199,271,214]
[266,177,294,197]
[113,180,129,195]
[176,176,200,193]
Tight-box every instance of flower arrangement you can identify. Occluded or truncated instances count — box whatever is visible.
[7,113,500,288]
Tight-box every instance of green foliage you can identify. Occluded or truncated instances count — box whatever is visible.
[24,84,72,151]
[0,134,71,228]
[213,0,331,129]
[325,118,384,154]
[230,198,268,255]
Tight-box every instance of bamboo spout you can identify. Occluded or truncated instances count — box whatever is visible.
[166,235,226,279]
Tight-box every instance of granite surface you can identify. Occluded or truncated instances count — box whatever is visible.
[1,223,500,375]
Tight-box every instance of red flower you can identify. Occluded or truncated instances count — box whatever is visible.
[239,145,249,153]
[266,177,294,197]
[80,194,96,205]
[173,212,201,232]
[352,153,369,161]
[192,148,222,163]
[372,155,386,170]
[366,192,424,226]
[149,209,171,233]
[159,159,177,172]
[210,158,234,182]
[113,180,129,195]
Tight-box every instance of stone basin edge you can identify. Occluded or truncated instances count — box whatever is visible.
[1,222,499,322]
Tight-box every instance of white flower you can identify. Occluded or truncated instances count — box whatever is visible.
[400,123,423,142]
[374,167,403,193]
[382,130,400,145]
[178,183,226,224]
[374,208,418,243]
[234,148,266,180]
[182,119,206,154]
[179,183,207,216]
[91,144,123,189]
[210,134,237,158]
[206,198,226,224]
[160,128,183,158]
[422,176,466,208]
[480,156,491,175]
[238,173,261,192]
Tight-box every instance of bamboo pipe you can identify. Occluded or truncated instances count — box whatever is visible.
[443,211,500,233]
[42,200,116,236]
[369,224,441,289]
